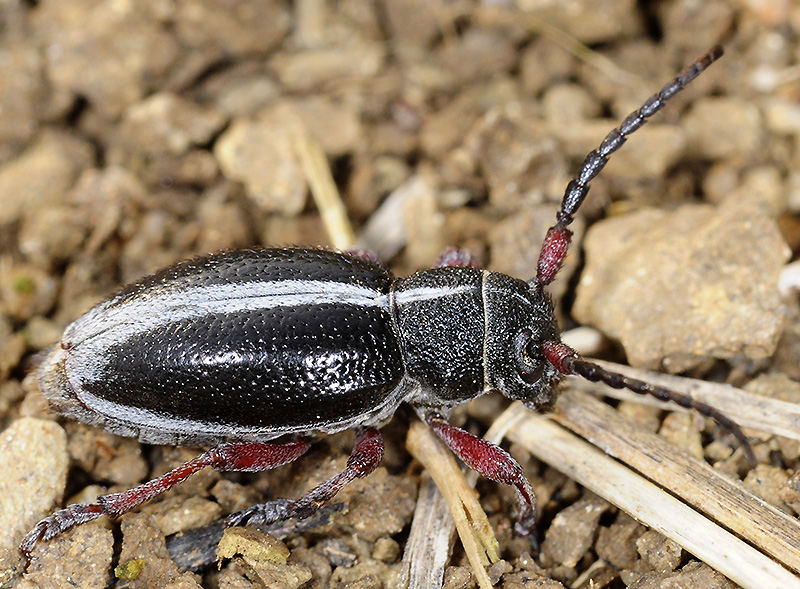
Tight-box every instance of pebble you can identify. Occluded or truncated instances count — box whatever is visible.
[0,131,93,227]
[116,514,203,588]
[541,494,609,568]
[573,200,790,371]
[34,0,179,117]
[682,97,764,160]
[0,418,68,554]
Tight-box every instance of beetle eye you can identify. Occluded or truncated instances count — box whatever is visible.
[515,329,544,385]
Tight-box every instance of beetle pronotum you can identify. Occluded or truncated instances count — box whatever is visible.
[20,45,754,558]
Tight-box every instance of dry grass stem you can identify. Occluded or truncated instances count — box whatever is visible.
[406,421,499,589]
[500,397,800,588]
[397,475,455,589]
[474,6,638,86]
[295,133,356,250]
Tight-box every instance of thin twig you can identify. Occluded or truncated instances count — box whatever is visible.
[295,133,356,250]
[397,475,455,589]
[500,397,800,588]
[406,421,498,589]
[474,6,638,86]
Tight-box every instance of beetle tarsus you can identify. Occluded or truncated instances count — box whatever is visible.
[229,427,384,528]
[20,503,104,556]
[225,499,294,527]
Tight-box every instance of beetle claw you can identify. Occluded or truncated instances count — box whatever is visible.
[514,516,540,556]
[20,503,105,557]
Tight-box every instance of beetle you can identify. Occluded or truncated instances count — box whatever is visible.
[20,45,754,556]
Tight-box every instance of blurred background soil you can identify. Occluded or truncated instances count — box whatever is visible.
[0,0,799,587]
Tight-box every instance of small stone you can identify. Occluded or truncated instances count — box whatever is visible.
[743,464,792,513]
[271,44,385,93]
[595,515,645,570]
[503,571,568,588]
[764,97,800,135]
[658,412,704,461]
[0,418,68,553]
[218,528,312,589]
[218,527,290,565]
[146,496,223,537]
[371,537,400,563]
[573,200,789,371]
[174,0,290,58]
[436,29,517,87]
[201,63,281,118]
[542,83,601,124]
[541,494,609,568]
[383,0,440,51]
[20,521,113,587]
[0,39,46,151]
[487,559,512,584]
[0,264,58,322]
[210,479,262,515]
[636,531,682,572]
[660,560,736,588]
[328,560,395,588]
[117,92,226,156]
[778,471,800,517]
[442,565,473,589]
[476,110,566,212]
[118,514,203,588]
[0,130,93,227]
[214,114,306,215]
[683,97,764,160]
[33,0,180,117]
[64,422,148,488]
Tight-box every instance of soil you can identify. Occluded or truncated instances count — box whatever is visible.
[1,1,799,588]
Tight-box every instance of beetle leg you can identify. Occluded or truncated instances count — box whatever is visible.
[228,427,384,526]
[20,438,311,556]
[423,410,538,548]
[433,246,483,269]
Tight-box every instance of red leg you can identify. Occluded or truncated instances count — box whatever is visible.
[423,410,538,545]
[346,248,386,267]
[20,438,311,556]
[434,246,483,269]
[228,427,384,525]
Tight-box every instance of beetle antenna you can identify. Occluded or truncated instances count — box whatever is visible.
[543,341,757,467]
[534,45,724,286]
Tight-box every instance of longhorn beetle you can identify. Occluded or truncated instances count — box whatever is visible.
[20,45,754,557]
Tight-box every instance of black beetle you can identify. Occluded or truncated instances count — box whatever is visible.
[21,45,753,556]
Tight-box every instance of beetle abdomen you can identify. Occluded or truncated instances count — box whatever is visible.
[46,249,406,444]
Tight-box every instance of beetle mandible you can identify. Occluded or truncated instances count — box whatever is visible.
[20,45,754,556]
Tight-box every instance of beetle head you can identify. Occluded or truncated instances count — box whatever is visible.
[483,273,561,410]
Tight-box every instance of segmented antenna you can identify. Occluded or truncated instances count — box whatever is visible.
[536,47,756,466]
[535,46,724,286]
[543,341,757,466]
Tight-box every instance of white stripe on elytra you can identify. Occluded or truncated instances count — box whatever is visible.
[66,279,387,349]
[65,279,476,386]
